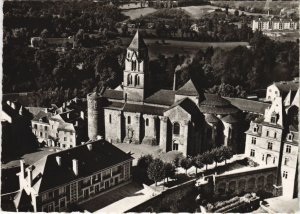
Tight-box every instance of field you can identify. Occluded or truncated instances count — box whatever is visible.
[211,1,299,15]
[122,7,157,19]
[121,37,248,59]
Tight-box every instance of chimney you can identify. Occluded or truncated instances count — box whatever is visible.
[26,166,33,187]
[20,160,26,180]
[87,144,93,151]
[56,156,61,166]
[96,135,103,140]
[72,159,78,176]
[80,111,85,119]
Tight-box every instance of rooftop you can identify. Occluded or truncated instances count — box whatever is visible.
[176,79,199,96]
[144,89,176,106]
[274,79,299,92]
[128,30,147,51]
[224,97,271,114]
[103,89,124,101]
[123,103,167,116]
[25,140,133,193]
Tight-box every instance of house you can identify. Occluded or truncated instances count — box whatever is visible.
[252,17,299,32]
[244,85,299,199]
[14,139,133,212]
[265,78,299,102]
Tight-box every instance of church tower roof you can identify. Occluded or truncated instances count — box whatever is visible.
[128,30,147,51]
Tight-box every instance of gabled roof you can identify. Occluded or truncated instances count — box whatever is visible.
[144,89,176,106]
[166,97,202,119]
[199,94,239,115]
[103,89,124,101]
[128,30,147,51]
[25,140,133,193]
[176,79,199,96]
[224,97,270,114]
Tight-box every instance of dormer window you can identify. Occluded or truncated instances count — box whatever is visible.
[253,125,258,133]
[271,112,278,124]
[287,133,293,141]
[39,118,43,122]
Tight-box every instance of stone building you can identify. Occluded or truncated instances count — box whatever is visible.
[244,86,299,199]
[14,139,133,212]
[252,17,299,32]
[87,31,241,156]
[31,99,88,149]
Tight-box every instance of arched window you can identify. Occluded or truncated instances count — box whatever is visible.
[132,61,136,71]
[128,116,131,124]
[145,118,149,126]
[135,75,140,86]
[173,122,180,135]
[127,74,132,85]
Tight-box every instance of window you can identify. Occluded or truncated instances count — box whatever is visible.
[283,171,288,179]
[287,133,293,141]
[59,187,66,195]
[132,61,136,71]
[275,91,278,95]
[40,132,43,137]
[253,125,258,133]
[274,132,277,139]
[271,116,277,124]
[250,149,255,157]
[127,116,131,124]
[251,137,256,145]
[45,133,48,138]
[266,130,269,137]
[34,124,37,129]
[42,194,47,202]
[45,126,48,131]
[48,191,54,199]
[48,203,54,212]
[127,74,132,85]
[262,154,264,161]
[59,198,66,208]
[64,137,67,141]
[284,158,289,166]
[273,157,275,164]
[135,75,140,86]
[173,122,180,135]
[267,142,273,150]
[127,52,130,58]
[52,125,53,129]
[145,118,149,126]
[173,143,178,151]
[109,114,112,124]
[70,132,73,135]
[286,145,291,153]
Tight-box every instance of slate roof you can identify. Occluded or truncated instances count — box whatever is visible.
[25,140,133,193]
[274,79,299,92]
[224,97,270,114]
[205,114,219,123]
[32,111,52,123]
[176,79,199,96]
[103,89,124,101]
[167,98,202,120]
[123,103,166,115]
[25,107,49,116]
[199,94,239,115]
[144,89,176,106]
[128,30,147,51]
[104,101,125,110]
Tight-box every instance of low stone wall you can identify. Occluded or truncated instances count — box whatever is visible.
[213,166,277,197]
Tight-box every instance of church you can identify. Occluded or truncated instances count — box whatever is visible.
[87,31,241,156]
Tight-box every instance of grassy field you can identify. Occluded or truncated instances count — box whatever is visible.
[211,1,299,15]
[121,37,248,59]
[122,7,157,19]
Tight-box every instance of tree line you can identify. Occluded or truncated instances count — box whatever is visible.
[137,145,233,186]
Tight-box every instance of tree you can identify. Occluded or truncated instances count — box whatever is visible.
[164,163,176,183]
[201,151,213,170]
[234,10,239,16]
[147,159,165,186]
[180,157,193,175]
[137,154,153,169]
[193,154,204,175]
[173,153,184,168]
[222,146,233,164]
[211,147,225,167]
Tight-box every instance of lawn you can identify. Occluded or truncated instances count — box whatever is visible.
[122,7,157,20]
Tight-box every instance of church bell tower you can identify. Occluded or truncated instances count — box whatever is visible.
[123,30,149,103]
